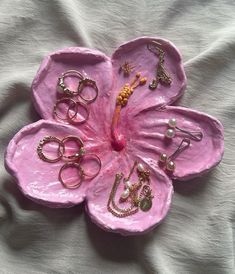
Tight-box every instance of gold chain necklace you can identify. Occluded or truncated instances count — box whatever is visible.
[107,162,154,218]
[107,173,139,218]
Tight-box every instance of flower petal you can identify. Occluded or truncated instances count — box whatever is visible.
[86,155,173,235]
[127,106,224,180]
[5,119,107,207]
[111,36,186,115]
[32,47,113,131]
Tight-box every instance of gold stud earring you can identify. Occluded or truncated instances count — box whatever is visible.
[119,61,135,77]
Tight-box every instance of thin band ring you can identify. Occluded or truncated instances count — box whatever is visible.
[57,70,84,96]
[53,97,78,123]
[66,101,89,125]
[77,78,98,104]
[59,162,84,189]
[60,136,85,161]
[79,153,102,179]
[37,136,65,163]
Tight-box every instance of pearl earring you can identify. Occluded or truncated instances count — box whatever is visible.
[120,161,150,203]
[159,138,190,173]
[107,161,154,218]
[165,118,203,141]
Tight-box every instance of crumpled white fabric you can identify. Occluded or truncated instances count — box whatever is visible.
[0,0,234,273]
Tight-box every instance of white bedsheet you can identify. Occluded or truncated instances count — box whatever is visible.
[0,1,234,273]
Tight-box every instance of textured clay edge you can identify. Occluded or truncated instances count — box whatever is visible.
[4,119,86,208]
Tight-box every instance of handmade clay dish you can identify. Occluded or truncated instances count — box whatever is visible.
[5,37,224,235]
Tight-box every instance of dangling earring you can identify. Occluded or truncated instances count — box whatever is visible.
[147,41,172,90]
[165,118,203,141]
[159,138,190,173]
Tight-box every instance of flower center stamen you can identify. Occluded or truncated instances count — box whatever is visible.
[111,73,147,151]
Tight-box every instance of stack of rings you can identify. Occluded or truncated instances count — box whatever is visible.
[54,70,99,124]
[37,135,101,189]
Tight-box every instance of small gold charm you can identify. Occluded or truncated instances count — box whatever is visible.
[149,79,158,90]
[139,185,153,211]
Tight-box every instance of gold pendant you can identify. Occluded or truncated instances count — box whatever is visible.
[140,197,152,212]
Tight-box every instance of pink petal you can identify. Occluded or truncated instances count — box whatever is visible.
[5,119,106,207]
[128,106,224,180]
[111,36,187,116]
[86,155,173,235]
[32,47,113,136]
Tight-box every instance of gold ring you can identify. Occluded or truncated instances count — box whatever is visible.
[79,153,101,179]
[53,98,78,123]
[61,136,85,161]
[37,136,65,163]
[77,78,98,104]
[57,70,84,96]
[59,162,84,189]
[66,101,89,125]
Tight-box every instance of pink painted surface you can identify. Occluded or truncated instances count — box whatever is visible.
[5,37,224,235]
[86,158,173,235]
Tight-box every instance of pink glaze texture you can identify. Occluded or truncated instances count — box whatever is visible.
[5,37,224,235]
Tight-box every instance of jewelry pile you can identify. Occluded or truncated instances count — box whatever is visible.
[107,161,154,218]
[37,135,101,189]
[54,70,98,124]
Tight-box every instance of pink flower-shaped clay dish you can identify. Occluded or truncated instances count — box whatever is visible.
[5,37,224,235]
